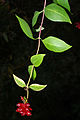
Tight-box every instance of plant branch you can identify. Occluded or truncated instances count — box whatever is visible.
[26,0,46,99]
[36,0,46,55]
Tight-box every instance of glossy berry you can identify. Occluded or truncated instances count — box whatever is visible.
[21,103,25,108]
[25,108,29,111]
[16,98,32,117]
[16,108,23,112]
[21,112,26,116]
[29,107,32,111]
[25,103,30,107]
[26,111,32,116]
[17,103,21,107]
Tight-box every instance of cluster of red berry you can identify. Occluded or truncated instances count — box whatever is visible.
[16,96,32,116]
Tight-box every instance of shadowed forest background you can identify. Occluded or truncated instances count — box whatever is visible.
[0,0,80,120]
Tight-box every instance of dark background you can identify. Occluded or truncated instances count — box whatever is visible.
[0,0,80,120]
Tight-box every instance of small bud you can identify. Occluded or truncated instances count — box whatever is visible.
[20,96,24,101]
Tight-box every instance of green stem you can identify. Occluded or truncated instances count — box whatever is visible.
[26,0,46,99]
[27,65,34,99]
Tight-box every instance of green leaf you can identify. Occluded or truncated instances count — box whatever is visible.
[45,3,71,23]
[28,65,36,80]
[30,54,46,67]
[13,74,26,88]
[29,84,47,91]
[24,96,27,101]
[36,26,44,32]
[32,11,42,27]
[42,36,72,52]
[16,15,34,40]
[53,0,70,12]
[53,0,57,3]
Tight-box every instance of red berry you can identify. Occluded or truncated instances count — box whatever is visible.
[26,103,30,107]
[20,111,23,114]
[16,103,22,107]
[26,111,32,116]
[16,101,32,117]
[21,103,25,108]
[21,112,26,116]
[29,107,32,111]
[25,107,29,111]
[16,108,23,112]
[16,109,19,112]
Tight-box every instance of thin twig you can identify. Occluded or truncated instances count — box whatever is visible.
[26,0,46,99]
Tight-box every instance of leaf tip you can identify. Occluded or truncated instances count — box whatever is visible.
[70,21,72,24]
[67,44,72,51]
[44,84,47,87]
[15,14,18,18]
[68,19,72,24]
[13,74,15,78]
[43,54,46,57]
[70,45,72,48]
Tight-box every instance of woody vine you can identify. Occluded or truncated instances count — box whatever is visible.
[13,0,72,117]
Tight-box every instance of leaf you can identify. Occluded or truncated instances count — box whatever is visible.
[32,11,42,27]
[45,3,71,23]
[13,74,26,88]
[24,96,27,101]
[16,15,34,40]
[42,36,72,52]
[53,0,57,3]
[29,84,47,91]
[36,26,44,32]
[28,65,37,80]
[53,0,70,12]
[30,54,46,67]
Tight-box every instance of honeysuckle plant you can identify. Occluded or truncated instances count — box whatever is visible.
[13,0,72,117]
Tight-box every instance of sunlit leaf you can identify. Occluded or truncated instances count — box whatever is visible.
[45,3,71,23]
[28,65,36,80]
[13,74,26,88]
[53,0,57,3]
[32,11,42,27]
[53,0,70,11]
[31,54,46,67]
[29,84,47,91]
[16,15,34,39]
[42,36,72,52]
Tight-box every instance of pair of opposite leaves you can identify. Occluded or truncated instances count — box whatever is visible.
[15,2,72,53]
[13,54,47,91]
